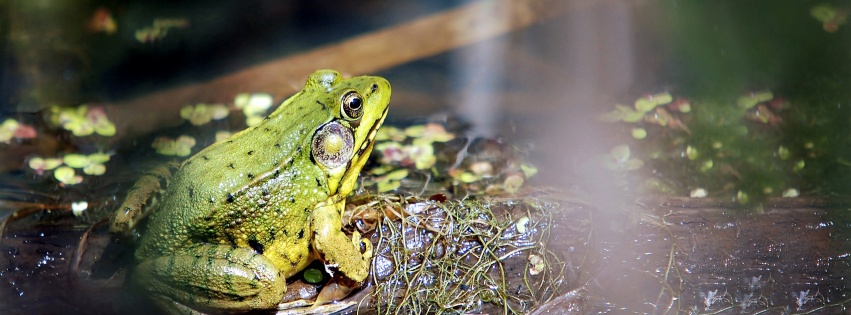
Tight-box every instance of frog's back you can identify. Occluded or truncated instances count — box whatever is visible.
[136,95,332,259]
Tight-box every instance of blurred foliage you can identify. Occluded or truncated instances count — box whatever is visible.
[661,0,851,98]
[593,1,851,205]
[600,84,851,204]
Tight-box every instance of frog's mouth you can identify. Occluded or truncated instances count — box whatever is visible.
[334,106,388,197]
[355,106,389,158]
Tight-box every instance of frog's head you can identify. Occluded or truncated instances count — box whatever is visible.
[306,69,391,198]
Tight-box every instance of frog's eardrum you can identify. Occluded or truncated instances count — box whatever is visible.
[312,121,355,169]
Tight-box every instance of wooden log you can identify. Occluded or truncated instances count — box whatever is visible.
[566,197,851,314]
[3,196,850,314]
[109,0,588,139]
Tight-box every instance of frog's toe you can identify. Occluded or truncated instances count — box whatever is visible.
[350,231,361,247]
[350,231,373,259]
[361,238,373,259]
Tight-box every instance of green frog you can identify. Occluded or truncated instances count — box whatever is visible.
[110,69,391,314]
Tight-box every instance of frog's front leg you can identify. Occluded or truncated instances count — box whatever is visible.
[312,202,372,282]
[134,244,286,314]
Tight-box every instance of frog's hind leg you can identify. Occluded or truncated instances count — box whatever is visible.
[134,244,286,314]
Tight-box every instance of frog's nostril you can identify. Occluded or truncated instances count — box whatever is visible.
[371,84,378,93]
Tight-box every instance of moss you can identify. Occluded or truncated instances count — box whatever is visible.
[370,197,565,314]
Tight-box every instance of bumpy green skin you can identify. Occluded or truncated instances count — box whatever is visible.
[131,70,391,314]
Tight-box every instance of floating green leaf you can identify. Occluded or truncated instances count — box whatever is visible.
[737,95,759,109]
[634,97,656,113]
[153,135,196,157]
[603,146,644,171]
[621,159,644,171]
[793,160,805,172]
[376,126,406,142]
[385,169,409,181]
[754,90,773,102]
[0,119,19,142]
[63,154,89,168]
[736,190,749,205]
[597,109,624,123]
[377,179,401,193]
[181,104,212,126]
[520,163,538,178]
[28,157,63,173]
[686,145,699,160]
[55,166,83,185]
[778,146,790,160]
[622,110,646,123]
[653,92,673,105]
[528,254,545,276]
[631,128,647,140]
[700,159,714,173]
[610,145,631,163]
[811,4,837,23]
[83,164,106,176]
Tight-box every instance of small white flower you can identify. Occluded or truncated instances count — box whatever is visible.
[516,216,530,234]
[782,188,799,198]
[690,188,707,198]
[72,201,89,216]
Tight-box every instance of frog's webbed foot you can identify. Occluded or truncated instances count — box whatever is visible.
[312,203,373,282]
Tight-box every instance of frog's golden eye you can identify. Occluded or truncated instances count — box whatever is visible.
[341,91,364,120]
[312,121,354,169]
